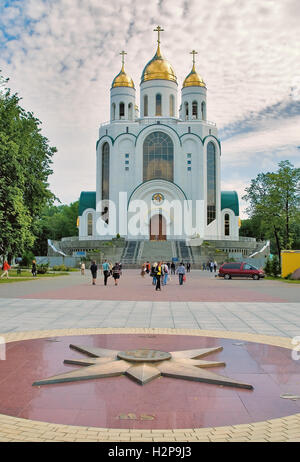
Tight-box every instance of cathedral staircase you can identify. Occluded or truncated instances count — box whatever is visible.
[120,240,195,266]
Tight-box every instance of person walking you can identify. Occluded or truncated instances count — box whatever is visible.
[31,260,37,277]
[90,261,98,285]
[176,262,186,286]
[162,262,169,286]
[112,262,121,286]
[214,260,217,272]
[1,261,10,279]
[155,261,163,291]
[209,261,214,273]
[141,263,146,277]
[187,262,191,273]
[80,262,85,276]
[151,262,157,285]
[202,262,206,271]
[102,259,110,286]
[171,262,176,275]
[146,261,151,274]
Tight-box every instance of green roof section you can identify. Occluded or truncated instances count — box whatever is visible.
[78,191,96,216]
[221,191,239,216]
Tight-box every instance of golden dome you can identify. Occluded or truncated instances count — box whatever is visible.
[183,50,206,88]
[183,64,206,88]
[141,44,177,84]
[112,63,135,89]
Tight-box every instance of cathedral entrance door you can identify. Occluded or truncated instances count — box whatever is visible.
[150,214,166,241]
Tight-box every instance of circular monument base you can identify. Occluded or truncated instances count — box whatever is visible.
[0,332,299,430]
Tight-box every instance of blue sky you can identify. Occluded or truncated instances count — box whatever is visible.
[0,0,299,218]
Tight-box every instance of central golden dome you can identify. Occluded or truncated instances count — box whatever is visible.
[141,44,177,84]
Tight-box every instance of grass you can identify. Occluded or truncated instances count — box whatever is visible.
[0,271,70,283]
[265,276,300,284]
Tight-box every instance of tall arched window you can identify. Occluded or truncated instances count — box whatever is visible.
[224,213,230,236]
[102,143,110,220]
[155,94,162,116]
[201,101,206,120]
[112,103,116,121]
[143,131,173,182]
[144,95,148,117]
[207,142,216,225]
[119,102,125,119]
[87,213,93,236]
[192,101,198,119]
[184,102,189,120]
[169,95,175,117]
[128,103,133,120]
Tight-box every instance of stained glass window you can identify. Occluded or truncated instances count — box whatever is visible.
[143,132,173,182]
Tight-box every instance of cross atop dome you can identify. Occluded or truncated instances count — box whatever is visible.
[153,25,164,46]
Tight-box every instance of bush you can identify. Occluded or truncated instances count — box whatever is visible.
[52,264,70,271]
[37,263,49,274]
[264,257,272,275]
[271,256,280,277]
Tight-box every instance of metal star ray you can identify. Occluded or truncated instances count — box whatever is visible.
[32,344,253,389]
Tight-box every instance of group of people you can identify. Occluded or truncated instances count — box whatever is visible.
[141,261,188,291]
[84,260,123,286]
[202,260,218,272]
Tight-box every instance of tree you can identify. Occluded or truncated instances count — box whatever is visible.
[32,201,79,255]
[242,161,300,267]
[0,71,56,262]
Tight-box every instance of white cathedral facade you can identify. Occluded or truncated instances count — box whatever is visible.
[78,27,240,242]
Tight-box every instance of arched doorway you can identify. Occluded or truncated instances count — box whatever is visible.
[150,214,166,241]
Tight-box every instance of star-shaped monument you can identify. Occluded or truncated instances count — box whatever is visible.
[32,344,253,389]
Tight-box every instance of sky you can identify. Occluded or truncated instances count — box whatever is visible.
[0,0,299,218]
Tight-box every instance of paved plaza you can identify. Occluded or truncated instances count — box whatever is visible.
[0,269,299,442]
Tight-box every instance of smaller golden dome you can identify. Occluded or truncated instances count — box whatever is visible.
[112,63,135,89]
[183,64,206,88]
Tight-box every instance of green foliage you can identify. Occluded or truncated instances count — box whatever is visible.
[271,255,280,277]
[0,71,56,261]
[52,264,70,271]
[21,251,36,267]
[37,263,49,274]
[242,160,300,265]
[264,257,272,276]
[32,201,79,255]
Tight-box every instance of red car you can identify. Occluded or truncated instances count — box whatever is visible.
[218,262,265,280]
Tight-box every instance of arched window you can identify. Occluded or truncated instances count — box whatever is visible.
[119,102,125,119]
[87,213,93,236]
[112,103,116,121]
[156,94,162,116]
[224,213,230,236]
[144,95,148,117]
[207,142,216,225]
[184,102,189,120]
[143,131,173,182]
[169,95,175,117]
[192,101,198,119]
[102,142,110,222]
[128,103,133,120]
[201,101,206,120]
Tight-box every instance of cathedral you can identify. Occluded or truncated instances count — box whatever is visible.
[78,27,240,243]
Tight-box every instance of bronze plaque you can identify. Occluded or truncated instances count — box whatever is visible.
[117,349,171,362]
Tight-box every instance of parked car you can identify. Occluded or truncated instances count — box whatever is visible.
[218,262,265,280]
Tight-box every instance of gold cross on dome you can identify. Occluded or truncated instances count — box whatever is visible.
[190,50,198,66]
[120,50,127,67]
[154,25,164,45]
